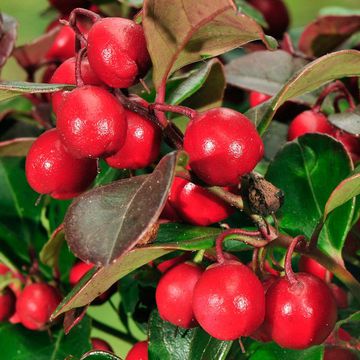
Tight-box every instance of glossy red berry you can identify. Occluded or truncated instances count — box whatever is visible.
[264,273,337,349]
[69,261,94,287]
[25,129,98,199]
[126,341,148,360]
[329,283,348,309]
[193,261,265,340]
[56,85,127,159]
[156,253,190,273]
[91,338,113,352]
[287,110,334,141]
[167,177,234,226]
[46,25,76,62]
[48,0,89,14]
[333,130,360,163]
[249,91,271,107]
[156,262,203,328]
[87,18,150,88]
[184,108,264,186]
[298,255,333,282]
[247,0,289,38]
[105,109,161,169]
[50,56,103,115]
[16,283,61,330]
[0,288,16,322]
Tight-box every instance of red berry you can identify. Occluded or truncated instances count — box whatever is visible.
[126,341,148,360]
[50,57,103,115]
[298,256,333,282]
[192,261,265,340]
[16,283,61,330]
[167,177,234,226]
[46,25,76,62]
[25,129,98,199]
[333,130,360,163]
[91,338,113,352]
[326,327,352,345]
[264,273,337,349]
[87,18,150,88]
[184,108,264,186]
[156,253,190,273]
[329,284,348,309]
[156,262,203,328]
[247,0,289,38]
[0,288,16,322]
[324,347,358,360]
[287,110,334,141]
[56,85,127,158]
[48,0,89,14]
[69,261,94,287]
[105,109,161,169]
[249,91,271,107]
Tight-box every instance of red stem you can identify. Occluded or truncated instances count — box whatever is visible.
[284,235,306,285]
[150,103,198,120]
[75,47,87,87]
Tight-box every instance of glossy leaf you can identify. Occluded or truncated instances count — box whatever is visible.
[299,15,360,57]
[266,134,353,260]
[234,0,268,27]
[0,13,17,69]
[328,108,360,135]
[95,160,129,187]
[64,151,180,265]
[0,81,75,102]
[142,0,276,89]
[324,165,360,220]
[0,318,91,360]
[257,50,360,135]
[148,310,232,360]
[225,50,308,97]
[80,352,121,360]
[39,225,65,267]
[168,58,226,111]
[0,137,35,157]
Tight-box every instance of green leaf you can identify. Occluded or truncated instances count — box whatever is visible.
[64,151,181,265]
[95,160,129,187]
[328,106,360,135]
[256,50,360,135]
[324,165,360,220]
[0,81,75,102]
[80,352,121,360]
[233,0,268,27]
[0,318,91,360]
[319,7,360,16]
[143,0,276,89]
[337,310,360,327]
[148,310,232,360]
[0,137,35,157]
[168,58,226,111]
[266,134,353,260]
[248,342,323,360]
[39,225,65,267]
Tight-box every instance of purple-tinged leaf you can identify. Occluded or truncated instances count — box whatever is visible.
[0,137,35,157]
[0,13,17,70]
[63,306,89,335]
[328,107,360,135]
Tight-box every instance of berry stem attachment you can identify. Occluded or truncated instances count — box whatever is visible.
[75,47,87,87]
[215,228,266,264]
[284,235,306,285]
[150,103,198,120]
[69,8,101,26]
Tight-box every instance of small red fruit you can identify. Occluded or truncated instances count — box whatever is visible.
[50,56,103,115]
[105,108,161,169]
[329,283,348,309]
[91,338,113,352]
[265,273,337,349]
[46,25,76,62]
[249,91,271,107]
[156,253,190,273]
[298,255,333,282]
[156,262,203,328]
[25,129,98,199]
[56,85,127,158]
[167,177,234,226]
[0,288,16,322]
[333,130,360,163]
[126,341,148,360]
[87,18,150,88]
[184,108,264,186]
[287,110,334,141]
[247,0,289,38]
[324,347,358,360]
[69,261,94,287]
[16,283,61,330]
[192,261,265,340]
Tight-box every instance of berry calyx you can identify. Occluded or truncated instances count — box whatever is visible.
[192,260,265,340]
[184,108,264,186]
[25,129,98,199]
[56,85,127,159]
[87,18,150,88]
[126,341,148,360]
[249,91,271,107]
[16,283,61,330]
[298,255,333,282]
[287,110,334,141]
[167,177,234,226]
[50,56,103,115]
[0,288,16,322]
[105,107,161,169]
[91,338,113,352]
[156,262,203,328]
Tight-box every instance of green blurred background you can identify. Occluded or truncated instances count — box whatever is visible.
[0,0,359,358]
